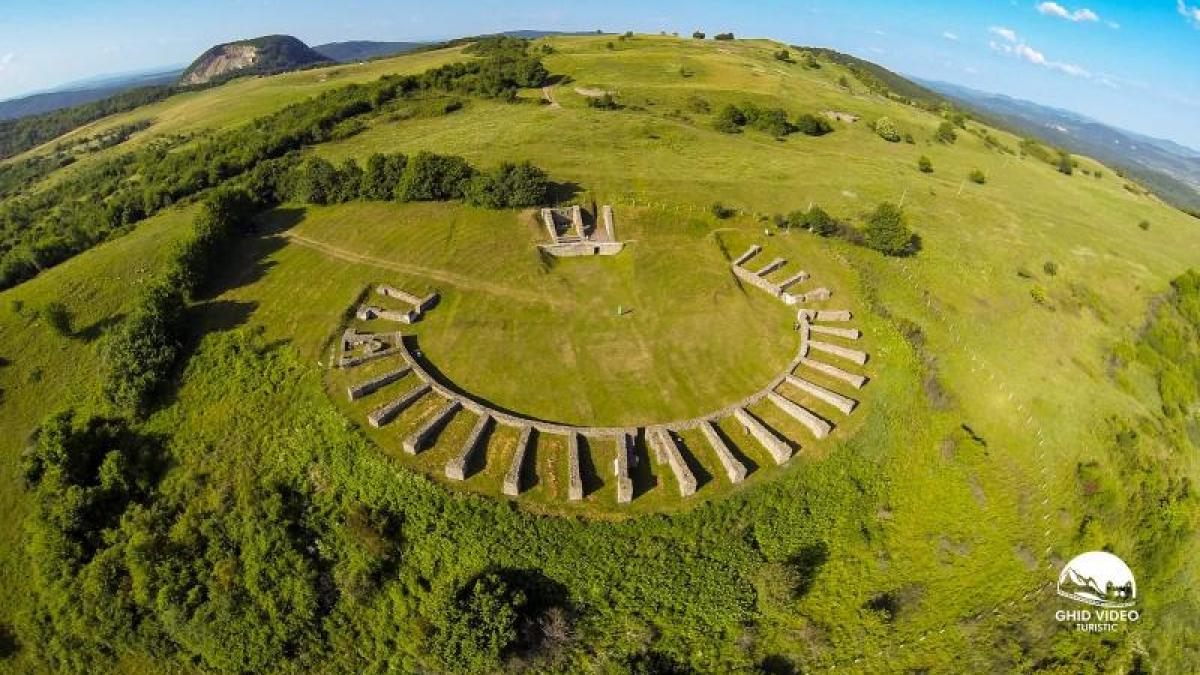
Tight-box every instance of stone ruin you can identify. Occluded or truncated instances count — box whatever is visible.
[539,204,625,257]
[328,254,874,508]
[356,285,439,324]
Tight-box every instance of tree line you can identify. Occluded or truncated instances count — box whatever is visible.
[0,39,549,291]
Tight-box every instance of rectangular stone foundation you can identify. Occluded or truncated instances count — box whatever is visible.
[700,420,746,484]
[402,400,460,455]
[799,357,867,389]
[614,433,633,504]
[648,428,697,497]
[347,366,410,401]
[785,374,857,415]
[733,408,792,465]
[778,271,810,291]
[732,245,762,267]
[767,392,832,439]
[367,383,430,427]
[446,414,491,481]
[503,426,533,496]
[567,433,583,501]
[809,324,861,340]
[808,340,868,365]
[815,310,852,322]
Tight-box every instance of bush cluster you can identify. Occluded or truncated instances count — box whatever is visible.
[713,103,832,137]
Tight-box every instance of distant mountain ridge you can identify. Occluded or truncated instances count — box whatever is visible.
[0,68,181,121]
[916,78,1200,212]
[179,35,332,86]
[312,41,428,63]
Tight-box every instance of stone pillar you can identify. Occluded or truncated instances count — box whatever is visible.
[755,258,787,277]
[614,432,633,504]
[648,428,697,497]
[733,408,792,465]
[570,204,585,240]
[700,420,746,483]
[446,414,491,481]
[799,357,867,389]
[403,400,460,455]
[767,392,832,439]
[503,426,533,496]
[367,383,430,427]
[778,270,810,291]
[785,374,857,415]
[567,432,583,501]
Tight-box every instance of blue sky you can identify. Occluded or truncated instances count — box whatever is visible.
[2,0,1198,148]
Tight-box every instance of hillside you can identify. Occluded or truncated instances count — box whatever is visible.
[0,68,181,121]
[0,34,1197,674]
[179,34,332,85]
[313,40,427,62]
[920,78,1200,212]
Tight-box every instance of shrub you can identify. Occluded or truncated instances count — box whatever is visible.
[464,161,551,208]
[1139,219,1151,231]
[903,133,914,144]
[802,206,839,236]
[586,93,619,110]
[873,117,901,142]
[748,107,792,137]
[605,41,615,51]
[1057,152,1074,175]
[1044,261,1059,276]
[714,32,735,41]
[863,202,915,256]
[969,169,986,184]
[935,121,957,144]
[40,301,72,337]
[101,279,186,414]
[793,113,832,136]
[395,152,475,201]
[692,31,705,39]
[774,49,793,62]
[685,95,710,113]
[800,51,820,69]
[1031,285,1049,305]
[713,104,745,133]
[918,156,933,173]
[434,572,528,673]
[711,202,735,219]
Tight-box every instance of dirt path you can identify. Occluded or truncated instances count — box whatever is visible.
[541,86,562,109]
[281,231,568,308]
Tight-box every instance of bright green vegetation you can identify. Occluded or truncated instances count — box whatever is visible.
[1,33,1199,673]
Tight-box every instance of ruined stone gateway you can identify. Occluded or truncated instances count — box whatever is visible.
[538,204,625,257]
[327,253,873,510]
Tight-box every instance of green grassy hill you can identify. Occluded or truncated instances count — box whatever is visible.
[0,34,1197,673]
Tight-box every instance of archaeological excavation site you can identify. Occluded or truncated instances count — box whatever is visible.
[324,207,871,513]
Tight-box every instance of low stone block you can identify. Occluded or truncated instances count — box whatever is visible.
[648,428,697,497]
[785,374,857,415]
[347,366,410,401]
[700,420,746,484]
[403,400,460,455]
[567,433,583,501]
[799,357,867,389]
[808,340,868,365]
[614,432,633,504]
[767,392,832,439]
[446,414,491,481]
[815,310,852,322]
[502,426,533,496]
[367,383,429,427]
[732,245,762,267]
[732,408,792,465]
[809,324,860,340]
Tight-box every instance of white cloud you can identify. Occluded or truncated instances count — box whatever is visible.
[989,26,1018,42]
[942,31,960,41]
[988,28,1090,78]
[0,53,13,75]
[1180,0,1200,27]
[1106,20,1121,29]
[1037,2,1100,22]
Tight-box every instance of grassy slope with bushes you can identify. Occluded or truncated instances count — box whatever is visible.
[0,33,1198,673]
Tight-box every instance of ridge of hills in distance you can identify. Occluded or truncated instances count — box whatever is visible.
[0,5,1198,674]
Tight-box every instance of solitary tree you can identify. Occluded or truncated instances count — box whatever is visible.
[692,31,706,39]
[873,117,901,142]
[935,121,957,144]
[918,156,933,173]
[969,169,986,184]
[1057,152,1074,175]
[863,202,915,256]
